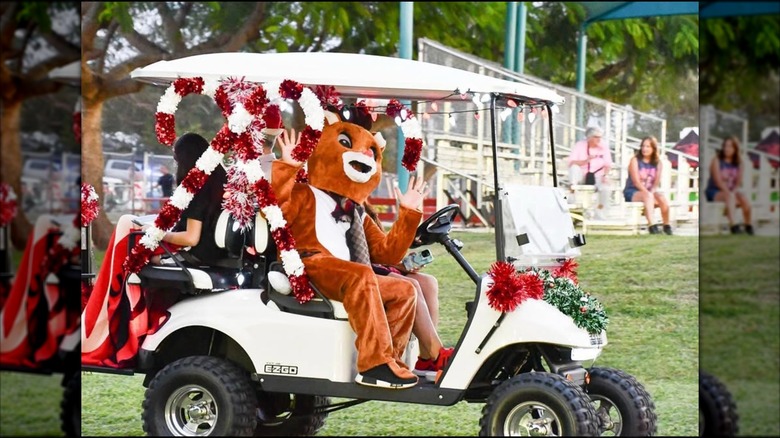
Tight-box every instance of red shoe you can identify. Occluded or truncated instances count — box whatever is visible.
[413,347,454,379]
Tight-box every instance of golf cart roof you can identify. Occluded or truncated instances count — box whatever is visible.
[130,51,565,106]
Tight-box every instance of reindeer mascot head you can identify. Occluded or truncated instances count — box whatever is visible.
[271,105,424,389]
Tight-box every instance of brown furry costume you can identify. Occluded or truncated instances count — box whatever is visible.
[271,113,422,385]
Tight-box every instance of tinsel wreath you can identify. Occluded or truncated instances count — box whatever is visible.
[81,183,100,308]
[529,265,609,335]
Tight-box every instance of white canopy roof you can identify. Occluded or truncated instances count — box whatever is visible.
[130,51,565,106]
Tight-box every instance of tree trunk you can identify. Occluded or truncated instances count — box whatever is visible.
[0,100,32,249]
[82,97,113,250]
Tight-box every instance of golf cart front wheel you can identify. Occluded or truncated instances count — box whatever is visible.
[699,370,738,437]
[142,356,258,436]
[585,367,658,436]
[479,372,599,436]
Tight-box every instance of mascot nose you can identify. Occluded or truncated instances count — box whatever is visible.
[362,149,374,158]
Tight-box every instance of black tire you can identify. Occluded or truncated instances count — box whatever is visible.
[61,372,80,437]
[700,370,739,437]
[142,356,257,436]
[479,372,599,436]
[254,392,329,436]
[585,367,658,436]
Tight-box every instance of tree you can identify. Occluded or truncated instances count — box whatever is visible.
[1,1,80,249]
[700,14,780,139]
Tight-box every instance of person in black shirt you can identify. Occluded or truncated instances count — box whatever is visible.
[156,165,175,198]
[141,132,229,266]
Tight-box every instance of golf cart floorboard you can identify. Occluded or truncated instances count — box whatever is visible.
[255,374,463,405]
[0,364,57,375]
[81,365,136,376]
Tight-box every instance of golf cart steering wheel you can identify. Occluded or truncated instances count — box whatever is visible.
[411,204,460,248]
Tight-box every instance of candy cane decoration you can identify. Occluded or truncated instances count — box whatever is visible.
[126,76,325,303]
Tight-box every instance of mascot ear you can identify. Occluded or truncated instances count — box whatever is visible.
[373,132,386,151]
[324,110,340,126]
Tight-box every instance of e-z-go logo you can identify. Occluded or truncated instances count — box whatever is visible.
[264,363,299,375]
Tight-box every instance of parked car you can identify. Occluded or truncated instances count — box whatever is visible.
[104,159,143,182]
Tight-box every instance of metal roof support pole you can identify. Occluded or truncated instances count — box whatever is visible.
[502,2,517,144]
[512,2,528,147]
[576,22,588,137]
[398,1,413,193]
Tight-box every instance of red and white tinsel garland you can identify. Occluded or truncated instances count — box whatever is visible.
[131,76,323,303]
[0,183,17,227]
[81,183,100,227]
[485,261,545,312]
[384,99,424,172]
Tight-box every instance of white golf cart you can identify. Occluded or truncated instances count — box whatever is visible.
[83,51,658,436]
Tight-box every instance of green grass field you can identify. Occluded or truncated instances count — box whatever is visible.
[700,235,780,438]
[2,231,703,436]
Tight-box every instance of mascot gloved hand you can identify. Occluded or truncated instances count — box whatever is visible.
[271,107,425,389]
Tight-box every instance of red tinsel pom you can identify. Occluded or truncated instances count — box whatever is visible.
[270,227,296,252]
[245,86,269,116]
[211,125,237,154]
[155,113,177,146]
[1,183,18,227]
[234,131,261,162]
[262,104,283,130]
[486,261,523,313]
[401,137,423,172]
[156,203,183,230]
[279,79,304,100]
[214,86,232,118]
[173,77,204,97]
[310,85,342,109]
[254,179,278,208]
[181,168,209,192]
[516,271,545,300]
[288,275,315,304]
[553,258,579,282]
[124,246,153,273]
[295,168,309,184]
[385,99,405,119]
[292,126,321,163]
[81,183,99,227]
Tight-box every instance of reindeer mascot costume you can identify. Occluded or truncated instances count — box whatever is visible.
[271,107,425,389]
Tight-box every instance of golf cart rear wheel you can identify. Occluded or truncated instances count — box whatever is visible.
[142,356,257,436]
[585,367,658,436]
[479,372,599,436]
[254,392,329,436]
[699,370,738,437]
[60,372,80,437]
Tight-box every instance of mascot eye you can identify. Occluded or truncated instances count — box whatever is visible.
[338,133,352,149]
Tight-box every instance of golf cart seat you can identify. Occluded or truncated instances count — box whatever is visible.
[265,262,348,320]
[137,211,269,295]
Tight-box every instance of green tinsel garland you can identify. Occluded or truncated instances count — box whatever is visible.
[530,268,609,335]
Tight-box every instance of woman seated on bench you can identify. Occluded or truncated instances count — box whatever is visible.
[138,132,229,265]
[623,136,672,235]
[82,132,228,368]
[703,136,753,235]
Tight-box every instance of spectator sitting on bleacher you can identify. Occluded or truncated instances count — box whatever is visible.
[623,136,672,235]
[704,135,754,235]
[568,126,613,220]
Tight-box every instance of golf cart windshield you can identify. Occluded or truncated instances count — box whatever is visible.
[130,51,568,264]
